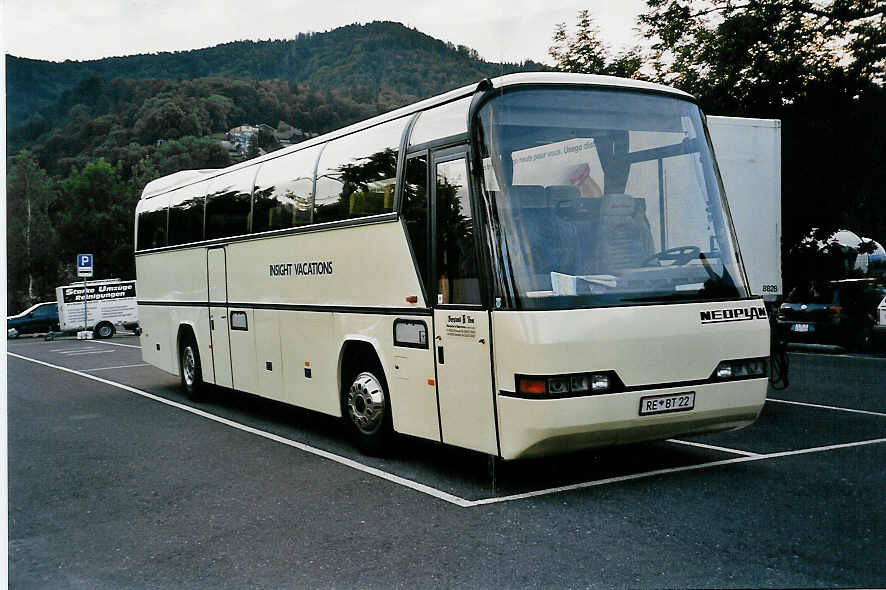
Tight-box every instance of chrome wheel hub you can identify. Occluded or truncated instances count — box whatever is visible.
[347,372,385,435]
[183,346,196,386]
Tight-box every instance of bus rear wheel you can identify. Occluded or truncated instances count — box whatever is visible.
[344,370,392,455]
[180,335,205,402]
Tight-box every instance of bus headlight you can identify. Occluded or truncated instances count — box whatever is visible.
[570,375,590,393]
[516,371,621,396]
[713,358,768,381]
[591,373,610,392]
[547,377,570,395]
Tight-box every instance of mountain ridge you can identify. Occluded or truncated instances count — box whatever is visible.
[6,21,547,127]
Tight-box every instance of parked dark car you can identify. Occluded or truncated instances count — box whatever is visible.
[7,302,60,337]
[776,279,886,351]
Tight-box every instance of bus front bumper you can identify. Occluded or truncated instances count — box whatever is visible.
[496,378,767,460]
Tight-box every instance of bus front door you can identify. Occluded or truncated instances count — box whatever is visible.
[431,151,498,456]
[207,248,234,388]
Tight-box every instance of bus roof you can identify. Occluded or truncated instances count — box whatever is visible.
[140,72,695,200]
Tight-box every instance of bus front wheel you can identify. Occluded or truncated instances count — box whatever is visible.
[180,334,205,402]
[344,369,392,455]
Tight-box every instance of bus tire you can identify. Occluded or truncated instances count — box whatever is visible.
[94,322,115,339]
[180,334,206,402]
[343,368,392,455]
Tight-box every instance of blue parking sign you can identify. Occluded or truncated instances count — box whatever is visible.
[77,253,94,277]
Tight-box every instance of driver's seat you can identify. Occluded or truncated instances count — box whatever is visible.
[595,194,655,274]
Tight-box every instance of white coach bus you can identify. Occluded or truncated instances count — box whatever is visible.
[135,73,769,460]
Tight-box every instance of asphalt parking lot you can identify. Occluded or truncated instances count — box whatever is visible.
[7,335,886,589]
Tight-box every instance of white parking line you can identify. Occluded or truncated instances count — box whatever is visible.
[768,398,886,418]
[84,363,151,372]
[8,351,473,508]
[92,340,141,349]
[471,437,886,506]
[8,350,886,509]
[667,438,761,457]
[61,350,116,356]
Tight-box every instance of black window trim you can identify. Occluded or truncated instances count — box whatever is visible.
[430,146,489,309]
[392,318,429,349]
[401,150,430,307]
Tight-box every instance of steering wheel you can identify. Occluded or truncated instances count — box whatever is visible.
[644,246,701,266]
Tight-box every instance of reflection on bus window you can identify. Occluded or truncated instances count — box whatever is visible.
[205,168,255,240]
[409,96,472,146]
[403,155,429,292]
[167,185,205,246]
[252,145,321,232]
[314,118,406,224]
[136,194,169,250]
[436,157,481,305]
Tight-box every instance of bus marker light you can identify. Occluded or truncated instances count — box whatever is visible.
[427,378,435,386]
[304,361,311,367]
[405,295,418,303]
[519,377,547,395]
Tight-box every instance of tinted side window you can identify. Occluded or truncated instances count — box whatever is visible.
[435,157,481,304]
[136,194,169,250]
[403,155,429,292]
[167,184,206,246]
[205,167,256,240]
[314,117,407,224]
[409,96,471,147]
[252,144,322,233]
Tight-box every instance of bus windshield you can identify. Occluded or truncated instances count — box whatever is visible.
[475,87,747,310]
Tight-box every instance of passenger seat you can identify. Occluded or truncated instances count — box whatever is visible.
[595,194,655,274]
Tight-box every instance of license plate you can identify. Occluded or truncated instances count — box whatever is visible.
[639,392,695,416]
[791,323,811,332]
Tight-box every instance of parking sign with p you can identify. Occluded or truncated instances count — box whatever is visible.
[77,253,94,278]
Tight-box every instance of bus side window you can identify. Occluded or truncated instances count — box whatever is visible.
[167,185,205,246]
[314,117,407,224]
[436,157,481,305]
[136,194,169,250]
[408,96,472,147]
[205,167,256,240]
[403,155,429,292]
[252,144,321,232]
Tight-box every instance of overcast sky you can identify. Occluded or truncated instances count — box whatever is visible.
[1,0,647,65]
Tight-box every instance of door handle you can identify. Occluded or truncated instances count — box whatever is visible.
[437,345,444,364]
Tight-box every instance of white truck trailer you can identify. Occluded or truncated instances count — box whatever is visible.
[55,278,139,338]
[707,116,782,302]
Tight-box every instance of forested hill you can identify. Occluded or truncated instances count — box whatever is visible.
[6,21,544,126]
[5,21,546,312]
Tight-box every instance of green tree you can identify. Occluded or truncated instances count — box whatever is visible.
[549,10,647,79]
[56,159,137,283]
[550,9,609,74]
[6,150,59,313]
[636,0,886,288]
